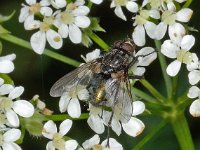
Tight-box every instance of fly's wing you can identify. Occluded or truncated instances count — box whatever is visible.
[105,77,133,123]
[50,59,101,97]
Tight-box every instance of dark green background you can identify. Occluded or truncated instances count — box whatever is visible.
[0,0,200,149]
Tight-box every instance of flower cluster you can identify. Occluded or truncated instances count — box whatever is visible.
[19,0,91,54]
[0,77,34,149]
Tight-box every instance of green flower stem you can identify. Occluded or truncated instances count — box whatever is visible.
[132,87,158,103]
[140,79,166,102]
[0,34,81,67]
[17,119,26,144]
[89,33,110,51]
[154,40,172,99]
[171,114,195,150]
[171,75,179,99]
[44,113,89,121]
[132,120,167,150]
[183,0,193,8]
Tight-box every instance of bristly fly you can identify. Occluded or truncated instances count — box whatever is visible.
[50,38,154,125]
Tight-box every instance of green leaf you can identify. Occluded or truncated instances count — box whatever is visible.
[25,120,43,136]
[0,10,15,23]
[82,32,93,47]
[90,18,105,32]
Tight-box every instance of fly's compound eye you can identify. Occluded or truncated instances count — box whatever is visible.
[113,40,123,49]
[121,43,135,52]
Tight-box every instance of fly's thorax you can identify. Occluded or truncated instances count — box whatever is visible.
[102,49,134,74]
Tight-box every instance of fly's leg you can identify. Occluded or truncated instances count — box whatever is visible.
[128,75,144,79]
[106,111,114,148]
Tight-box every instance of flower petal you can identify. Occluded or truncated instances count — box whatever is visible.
[111,118,121,136]
[101,138,123,150]
[6,110,19,127]
[26,0,36,5]
[188,70,200,85]
[67,98,81,118]
[69,24,82,44]
[0,54,16,61]
[59,119,72,136]
[65,140,78,150]
[24,15,40,30]
[30,31,46,54]
[0,60,14,73]
[19,6,29,23]
[149,9,160,19]
[126,1,138,13]
[114,6,126,21]
[166,60,182,76]
[122,117,145,137]
[161,40,179,58]
[189,100,200,117]
[133,67,146,76]
[144,21,157,39]
[50,0,67,9]
[90,0,103,4]
[132,25,145,46]
[46,29,63,49]
[187,86,200,98]
[78,88,89,100]
[75,16,90,28]
[13,100,34,117]
[46,141,55,150]
[154,22,167,40]
[181,35,195,51]
[0,84,14,95]
[176,8,193,22]
[82,134,100,149]
[8,86,24,99]
[40,6,53,16]
[2,142,22,150]
[42,120,57,139]
[168,23,186,46]
[132,101,145,115]
[3,129,21,142]
[0,78,4,86]
[87,115,105,134]
[59,92,70,113]
[72,6,90,16]
[58,24,69,38]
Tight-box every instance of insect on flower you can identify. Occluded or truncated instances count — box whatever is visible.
[50,38,155,133]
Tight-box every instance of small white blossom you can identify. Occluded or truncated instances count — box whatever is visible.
[154,8,193,40]
[19,0,53,24]
[42,120,78,150]
[81,49,101,63]
[0,54,16,74]
[28,9,63,54]
[0,128,22,150]
[110,0,138,21]
[54,0,91,44]
[59,84,89,118]
[0,85,34,127]
[90,0,103,4]
[187,86,200,117]
[161,35,196,76]
[132,9,159,46]
[82,134,123,150]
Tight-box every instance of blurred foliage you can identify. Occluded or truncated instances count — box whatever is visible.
[0,0,200,150]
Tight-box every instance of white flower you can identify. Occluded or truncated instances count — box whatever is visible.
[82,134,123,150]
[29,13,63,54]
[54,0,91,44]
[0,54,16,74]
[59,84,89,118]
[132,9,159,46]
[0,128,22,150]
[187,86,200,117]
[19,0,53,24]
[161,35,196,76]
[81,49,101,63]
[110,0,138,21]
[130,47,157,76]
[154,8,193,40]
[87,101,145,137]
[42,120,78,150]
[0,85,34,127]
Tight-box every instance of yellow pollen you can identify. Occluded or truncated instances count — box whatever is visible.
[54,36,61,42]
